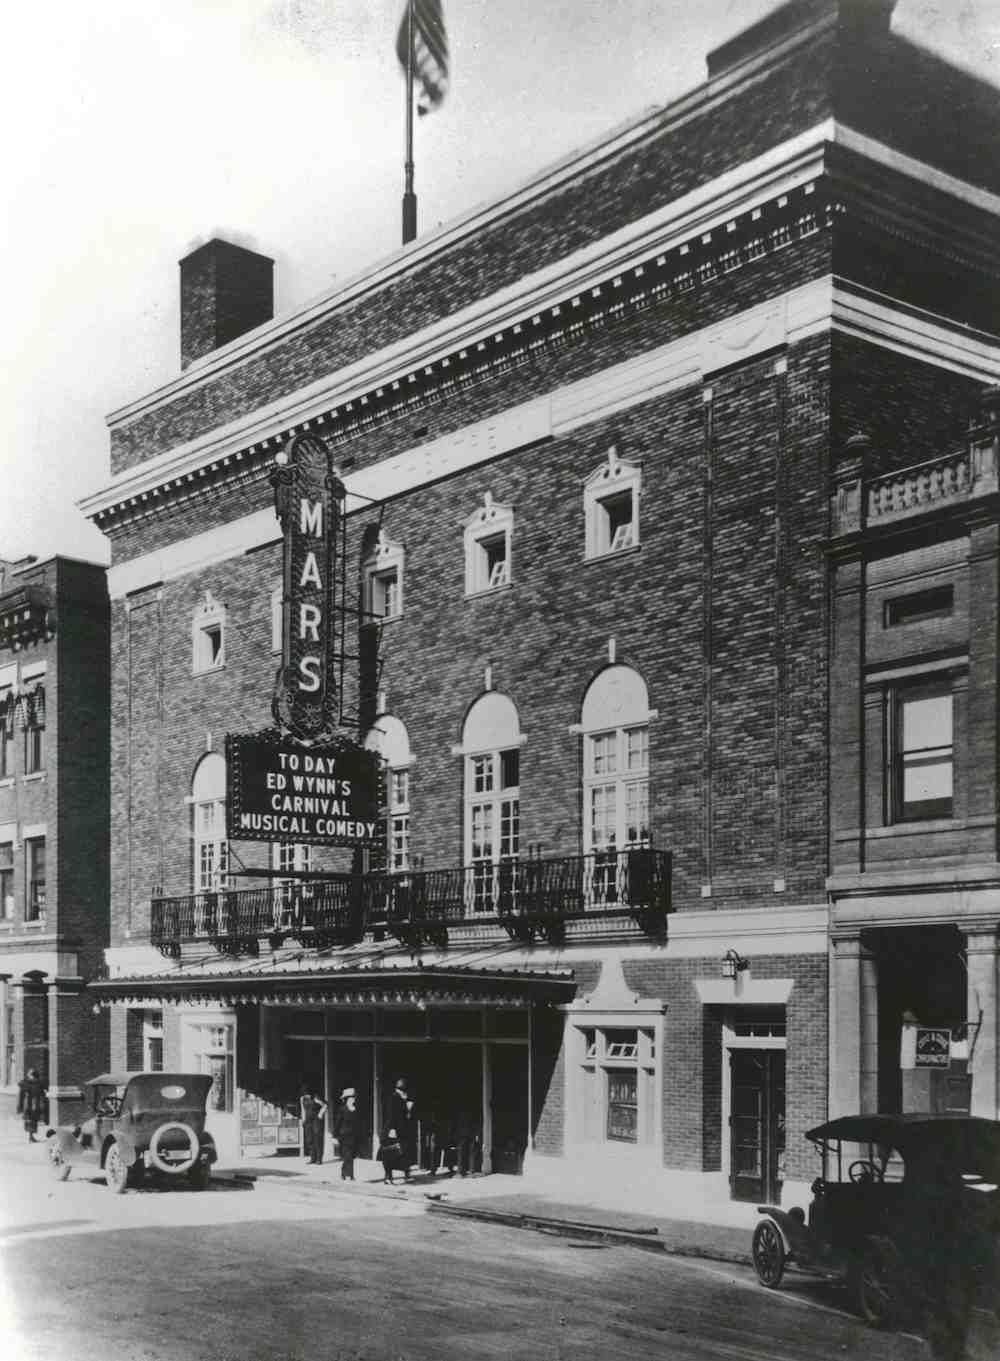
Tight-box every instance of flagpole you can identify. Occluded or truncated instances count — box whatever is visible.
[402,0,417,245]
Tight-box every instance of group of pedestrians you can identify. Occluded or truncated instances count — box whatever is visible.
[298,1083,362,1178]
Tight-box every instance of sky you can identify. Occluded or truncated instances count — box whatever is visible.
[0,0,997,568]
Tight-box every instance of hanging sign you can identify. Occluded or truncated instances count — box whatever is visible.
[270,432,345,745]
[226,731,381,847]
[914,1028,951,1068]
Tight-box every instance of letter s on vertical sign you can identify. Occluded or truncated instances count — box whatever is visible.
[298,656,321,692]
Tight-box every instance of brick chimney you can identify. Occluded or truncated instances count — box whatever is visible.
[707,0,896,80]
[179,238,275,370]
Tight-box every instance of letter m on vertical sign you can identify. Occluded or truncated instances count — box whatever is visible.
[270,433,346,743]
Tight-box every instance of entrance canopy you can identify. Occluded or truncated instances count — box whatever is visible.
[88,963,576,1010]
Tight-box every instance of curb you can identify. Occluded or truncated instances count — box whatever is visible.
[426,1200,669,1255]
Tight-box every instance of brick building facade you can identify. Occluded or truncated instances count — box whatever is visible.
[0,555,110,1125]
[83,0,999,1205]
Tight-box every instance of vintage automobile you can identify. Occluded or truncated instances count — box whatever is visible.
[47,1071,218,1193]
[752,1114,1000,1330]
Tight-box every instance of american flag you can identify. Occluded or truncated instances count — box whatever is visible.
[396,0,449,116]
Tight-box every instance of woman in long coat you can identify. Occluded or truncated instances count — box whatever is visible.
[333,1088,360,1182]
[17,1068,47,1142]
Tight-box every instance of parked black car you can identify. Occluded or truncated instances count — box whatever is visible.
[48,1072,217,1192]
[752,1113,1000,1338]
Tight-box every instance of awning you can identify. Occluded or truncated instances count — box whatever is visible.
[87,963,576,1010]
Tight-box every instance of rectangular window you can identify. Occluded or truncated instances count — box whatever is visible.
[885,585,953,628]
[590,733,617,777]
[390,814,410,872]
[391,770,409,810]
[0,843,12,920]
[0,692,11,778]
[24,721,44,774]
[371,568,400,620]
[472,754,494,795]
[602,491,636,553]
[25,837,45,921]
[895,684,953,821]
[625,727,648,772]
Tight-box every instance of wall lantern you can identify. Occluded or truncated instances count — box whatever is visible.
[721,948,749,980]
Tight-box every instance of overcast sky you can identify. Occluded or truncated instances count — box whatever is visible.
[0,0,996,567]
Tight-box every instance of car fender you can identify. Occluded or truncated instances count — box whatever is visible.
[757,1207,812,1259]
[102,1133,137,1168]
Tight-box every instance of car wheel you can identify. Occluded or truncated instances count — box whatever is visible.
[856,1236,900,1328]
[104,1141,130,1195]
[48,1143,71,1182]
[188,1162,211,1191]
[752,1220,786,1288]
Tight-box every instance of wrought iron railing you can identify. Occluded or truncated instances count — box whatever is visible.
[149,848,671,957]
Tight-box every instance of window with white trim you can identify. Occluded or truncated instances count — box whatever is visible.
[23,683,45,774]
[191,753,229,892]
[0,687,12,779]
[271,841,313,926]
[462,692,521,913]
[364,715,412,873]
[0,842,12,920]
[579,667,651,906]
[364,531,405,622]
[464,493,513,596]
[584,448,641,560]
[888,677,955,822]
[577,1025,657,1146]
[192,591,226,675]
[25,836,45,921]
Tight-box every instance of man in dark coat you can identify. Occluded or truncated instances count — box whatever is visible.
[17,1068,47,1142]
[299,1084,328,1165]
[333,1088,361,1181]
[391,1077,417,1177]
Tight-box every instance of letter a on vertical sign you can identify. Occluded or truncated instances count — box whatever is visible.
[270,432,345,743]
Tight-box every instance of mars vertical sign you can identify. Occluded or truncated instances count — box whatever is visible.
[227,431,382,849]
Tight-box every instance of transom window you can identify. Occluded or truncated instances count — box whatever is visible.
[892,680,953,821]
[464,493,513,596]
[584,448,641,560]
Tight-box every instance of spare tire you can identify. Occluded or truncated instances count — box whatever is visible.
[149,1122,199,1175]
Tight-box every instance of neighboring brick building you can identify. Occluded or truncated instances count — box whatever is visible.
[83,0,999,1206]
[0,554,110,1125]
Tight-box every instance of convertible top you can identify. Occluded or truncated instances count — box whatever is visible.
[807,1114,1000,1176]
[85,1072,145,1087]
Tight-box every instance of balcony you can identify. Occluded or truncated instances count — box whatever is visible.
[149,849,672,958]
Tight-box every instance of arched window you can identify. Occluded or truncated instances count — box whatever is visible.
[365,715,412,872]
[460,693,521,912]
[191,753,229,893]
[579,667,651,903]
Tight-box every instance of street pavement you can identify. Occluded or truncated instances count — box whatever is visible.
[2,1127,998,1361]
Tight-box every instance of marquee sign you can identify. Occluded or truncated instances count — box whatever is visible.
[226,731,381,848]
[270,431,345,745]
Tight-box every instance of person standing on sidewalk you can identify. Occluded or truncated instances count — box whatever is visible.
[17,1068,47,1143]
[333,1088,360,1182]
[299,1084,328,1165]
[391,1077,417,1179]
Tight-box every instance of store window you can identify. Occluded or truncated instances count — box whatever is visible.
[127,1008,164,1071]
[584,447,641,560]
[461,693,521,913]
[25,836,45,921]
[577,1024,657,1146]
[185,1019,234,1113]
[464,493,513,596]
[191,753,229,892]
[191,590,227,675]
[579,667,651,905]
[891,678,954,821]
[365,715,412,873]
[363,530,405,622]
[0,842,12,920]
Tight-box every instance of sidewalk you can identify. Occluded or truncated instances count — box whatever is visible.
[223,1151,756,1267]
